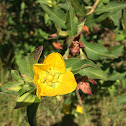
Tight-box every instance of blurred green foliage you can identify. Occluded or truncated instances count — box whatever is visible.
[0,0,126,125]
[0,0,55,73]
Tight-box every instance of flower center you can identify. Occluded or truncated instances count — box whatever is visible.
[41,68,61,88]
[47,74,54,82]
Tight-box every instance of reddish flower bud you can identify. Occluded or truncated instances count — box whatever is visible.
[70,41,80,55]
[77,82,92,95]
[76,76,97,95]
[69,33,85,56]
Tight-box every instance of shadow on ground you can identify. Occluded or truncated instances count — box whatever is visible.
[51,114,78,126]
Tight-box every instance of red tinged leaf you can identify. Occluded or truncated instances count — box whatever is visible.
[49,33,58,39]
[33,45,43,62]
[52,42,63,49]
[77,82,92,95]
[50,33,58,37]
[88,77,97,84]
[83,25,89,33]
[79,41,85,48]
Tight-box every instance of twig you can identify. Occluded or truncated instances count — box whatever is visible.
[76,89,89,124]
[86,0,100,16]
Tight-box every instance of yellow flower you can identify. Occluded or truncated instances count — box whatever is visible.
[76,105,83,114]
[33,52,77,99]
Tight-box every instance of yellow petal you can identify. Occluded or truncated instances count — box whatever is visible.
[56,70,77,95]
[36,84,41,99]
[33,64,52,72]
[33,64,51,85]
[35,70,77,97]
[40,84,57,96]
[43,52,66,73]
[76,105,83,114]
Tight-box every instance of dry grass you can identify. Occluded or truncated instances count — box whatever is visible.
[0,92,126,126]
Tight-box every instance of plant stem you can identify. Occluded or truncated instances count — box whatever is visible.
[76,89,89,124]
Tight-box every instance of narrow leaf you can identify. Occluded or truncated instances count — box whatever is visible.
[1,81,23,94]
[109,10,122,29]
[95,13,109,23]
[95,1,126,14]
[37,0,46,5]
[109,72,126,81]
[15,92,35,109]
[122,9,126,31]
[70,0,86,16]
[109,45,124,56]
[32,45,43,63]
[27,103,39,126]
[65,58,97,74]
[81,35,116,60]
[19,56,30,76]
[85,14,96,27]
[117,93,126,105]
[41,5,66,28]
[21,74,33,82]
[66,7,78,37]
[11,70,23,82]
[79,67,108,80]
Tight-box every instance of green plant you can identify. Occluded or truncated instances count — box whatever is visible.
[0,0,126,126]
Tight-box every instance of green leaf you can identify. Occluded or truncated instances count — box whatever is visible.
[59,2,70,10]
[81,35,116,60]
[66,7,78,37]
[0,58,3,83]
[85,14,96,27]
[34,96,41,103]
[109,10,122,29]
[109,72,126,81]
[102,0,110,4]
[108,85,116,97]
[117,93,126,105]
[79,67,108,80]
[18,84,35,96]
[37,0,47,5]
[19,56,33,78]
[115,34,124,41]
[14,92,35,109]
[109,45,124,56]
[19,53,36,80]
[1,81,23,94]
[19,45,43,81]
[122,9,126,31]
[70,0,86,16]
[11,70,23,82]
[21,2,25,11]
[95,1,126,14]
[18,89,28,96]
[95,13,109,23]
[65,58,97,74]
[27,103,39,126]
[41,5,66,28]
